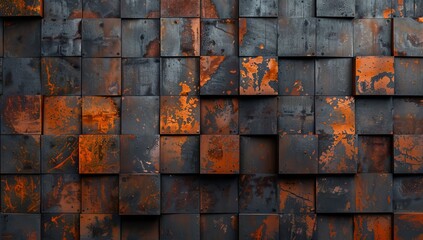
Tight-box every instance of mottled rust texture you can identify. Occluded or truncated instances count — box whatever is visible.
[2,0,423,238]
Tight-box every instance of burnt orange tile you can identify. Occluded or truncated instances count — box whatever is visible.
[43,96,81,135]
[355,56,395,95]
[394,135,423,173]
[315,96,356,135]
[160,96,200,134]
[1,95,42,134]
[200,135,239,174]
[354,215,392,240]
[79,135,120,174]
[200,98,238,135]
[240,56,278,95]
[0,0,43,16]
[81,176,119,213]
[1,175,41,213]
[82,96,120,134]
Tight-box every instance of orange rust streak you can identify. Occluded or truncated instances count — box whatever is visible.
[200,56,225,87]
[239,19,247,45]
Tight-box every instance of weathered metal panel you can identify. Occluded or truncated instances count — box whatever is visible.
[42,214,79,240]
[201,19,238,56]
[355,173,393,213]
[120,135,160,173]
[82,0,120,18]
[121,96,159,135]
[4,19,40,57]
[44,0,82,19]
[41,19,82,57]
[81,19,121,57]
[355,0,392,18]
[200,135,239,174]
[394,176,423,212]
[121,0,160,18]
[122,19,160,58]
[315,58,352,96]
[200,176,238,213]
[1,95,42,135]
[239,174,278,213]
[392,0,419,17]
[280,214,317,240]
[160,18,200,57]
[356,98,393,134]
[121,216,159,240]
[41,57,82,96]
[318,134,358,174]
[160,136,200,174]
[394,214,423,240]
[239,97,278,135]
[161,58,199,96]
[1,175,41,213]
[200,56,239,95]
[200,214,238,240]
[200,98,238,135]
[239,214,279,239]
[119,174,160,215]
[43,96,81,135]
[41,135,79,174]
[81,175,119,213]
[278,96,314,134]
[394,18,423,57]
[239,0,278,16]
[79,135,120,174]
[395,58,423,96]
[161,0,200,17]
[1,135,40,174]
[354,56,395,95]
[393,98,423,134]
[0,0,43,17]
[3,58,41,95]
[279,59,314,96]
[315,96,355,135]
[161,175,200,213]
[354,215,392,240]
[316,0,355,17]
[358,135,392,173]
[278,177,315,213]
[240,136,277,174]
[316,18,353,57]
[239,18,277,56]
[160,214,200,240]
[201,0,238,18]
[82,58,121,96]
[278,18,316,57]
[160,96,200,134]
[82,96,121,134]
[279,135,318,174]
[240,56,278,95]
[278,0,315,17]
[41,174,80,213]
[394,135,423,173]
[317,215,353,240]
[0,214,41,239]
[316,176,355,213]
[354,19,392,56]
[122,58,160,96]
[80,214,120,239]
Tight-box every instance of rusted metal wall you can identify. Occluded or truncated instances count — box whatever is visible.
[0,0,423,239]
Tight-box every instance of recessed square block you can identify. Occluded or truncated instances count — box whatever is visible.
[41,57,82,96]
[0,214,41,239]
[120,135,160,174]
[280,214,317,240]
[395,58,423,96]
[356,98,393,134]
[160,136,200,174]
[1,175,40,213]
[394,18,423,56]
[200,214,238,240]
[121,216,159,240]
[354,19,392,56]
[82,0,120,18]
[200,176,238,213]
[239,174,278,213]
[119,174,160,215]
[317,215,353,240]
[316,18,353,57]
[1,135,40,174]
[278,0,315,17]
[277,96,314,135]
[319,134,357,174]
[316,0,355,17]
[355,56,395,95]
[41,19,82,57]
[1,95,42,135]
[42,214,79,240]
[41,135,79,174]
[80,214,120,239]
[82,58,121,96]
[160,96,200,134]
[278,59,314,96]
[239,0,278,16]
[394,214,423,240]
[43,96,81,135]
[4,19,40,57]
[394,176,423,212]
[393,98,423,134]
[79,135,120,174]
[82,19,121,57]
[82,96,120,134]
[240,136,277,174]
[394,135,423,174]
[315,96,355,135]
[121,96,159,135]
[3,58,41,95]
[239,214,279,239]
[41,174,80,213]
[81,175,119,213]
[355,173,393,213]
[239,18,277,56]
[161,0,200,17]
[160,18,200,57]
[279,135,318,174]
[317,176,355,213]
[354,215,392,240]
[201,0,238,18]
[200,56,239,95]
[240,57,278,95]
[356,0,392,18]
[161,175,200,214]
[239,97,278,135]
[358,135,392,173]
[121,0,160,18]
[201,19,238,56]
[278,18,316,57]
[44,0,82,19]
[0,0,42,16]
[122,19,160,58]
[200,135,239,174]
[161,58,199,96]
[160,214,200,240]
[200,98,238,135]
[278,177,315,213]
[122,58,160,96]
[315,58,352,96]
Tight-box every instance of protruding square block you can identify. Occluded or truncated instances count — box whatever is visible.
[42,214,79,240]
[41,57,82,96]
[315,96,355,135]
[316,18,353,57]
[353,19,392,56]
[200,98,238,135]
[239,174,278,213]
[0,0,43,16]
[239,214,279,239]
[201,19,238,56]
[121,0,160,18]
[82,58,121,96]
[356,0,392,18]
[278,18,316,57]
[358,135,392,173]
[278,0,315,17]
[82,19,121,57]
[394,176,423,212]
[42,174,80,213]
[279,59,314,96]
[161,175,200,214]
[394,18,423,56]
[394,214,423,240]
[41,19,82,57]
[82,97,120,134]
[160,96,200,134]
[43,96,81,135]
[1,175,40,213]
[278,177,315,213]
[239,97,278,135]
[200,56,239,95]
[119,174,160,215]
[161,0,200,17]
[120,135,160,174]
[279,135,318,174]
[122,19,160,58]
[317,215,353,240]
[121,216,159,240]
[160,136,200,174]
[3,58,41,95]
[44,0,82,19]
[121,96,159,135]
[278,96,314,135]
[161,58,199,96]
[1,135,40,174]
[41,135,79,174]
[316,0,355,17]
[4,19,41,57]
[355,56,395,95]
[280,214,317,240]
[200,135,239,174]
[79,135,120,174]
[80,214,120,239]
[201,0,238,18]
[394,135,423,173]
[356,98,393,134]
[0,214,41,239]
[160,18,200,57]
[317,176,355,213]
[395,58,423,96]
[81,175,119,213]
[200,214,238,240]
[239,0,278,16]
[200,176,238,213]
[355,173,393,213]
[1,95,42,135]
[160,214,200,240]
[240,56,278,95]
[82,0,120,18]
[315,58,352,96]
[393,98,423,134]
[319,134,357,174]
[354,215,392,240]
[122,58,160,96]
[239,18,277,56]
